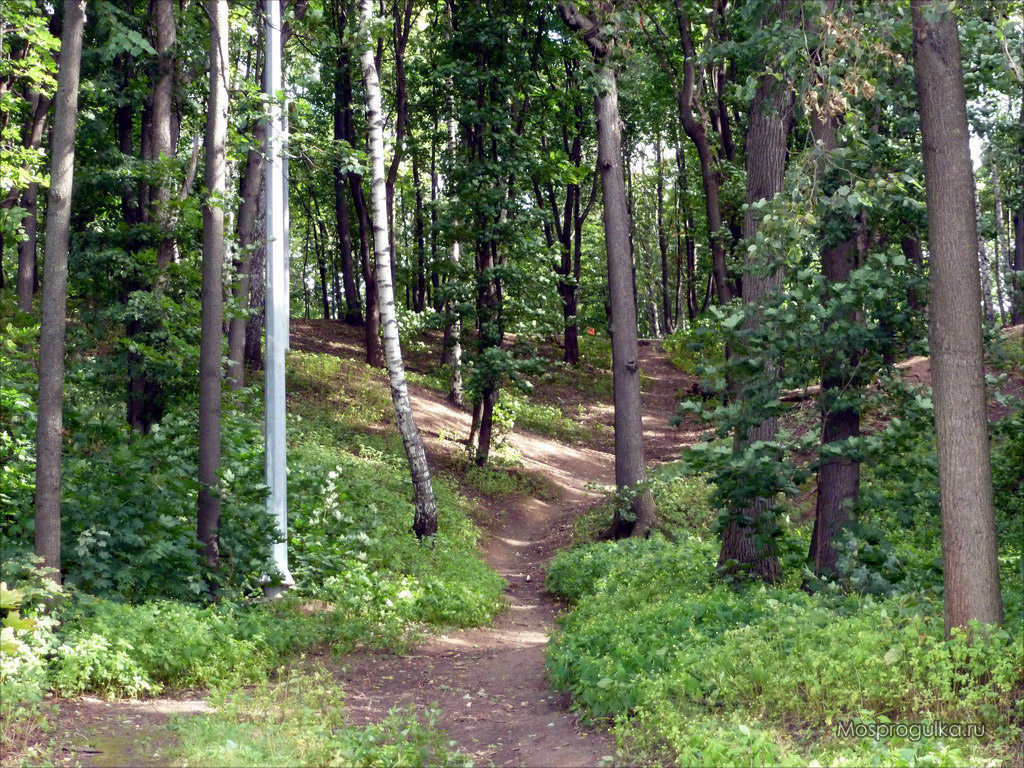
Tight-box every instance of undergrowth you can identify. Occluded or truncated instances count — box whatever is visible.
[547,412,1024,766]
[171,664,472,767]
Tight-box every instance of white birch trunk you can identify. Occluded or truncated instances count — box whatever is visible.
[359,0,438,537]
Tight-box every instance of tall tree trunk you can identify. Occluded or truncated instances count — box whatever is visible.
[17,182,40,312]
[15,91,50,311]
[34,0,87,581]
[337,40,383,366]
[228,127,265,389]
[656,138,672,334]
[807,5,863,579]
[332,20,365,325]
[560,3,657,537]
[977,203,995,323]
[360,0,438,538]
[990,162,1008,325]
[149,0,176,274]
[912,0,1003,635]
[245,238,266,370]
[674,1,732,306]
[413,152,427,312]
[198,0,228,573]
[717,68,792,582]
[441,111,463,404]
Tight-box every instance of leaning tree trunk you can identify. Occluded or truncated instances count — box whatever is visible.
[359,0,438,538]
[912,0,1003,636]
[197,0,229,573]
[717,68,792,582]
[34,0,87,580]
[560,2,656,537]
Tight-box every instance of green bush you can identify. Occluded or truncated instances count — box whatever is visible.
[546,517,1023,764]
[49,597,341,698]
[286,412,505,630]
[663,317,726,376]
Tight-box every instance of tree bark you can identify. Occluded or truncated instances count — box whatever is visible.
[332,16,365,325]
[197,0,228,573]
[912,0,1003,635]
[673,0,732,306]
[149,0,176,274]
[717,68,792,582]
[1013,205,1024,324]
[440,102,463,404]
[990,162,1008,325]
[560,2,657,537]
[656,138,672,334]
[16,91,50,312]
[360,0,438,538]
[34,0,87,581]
[806,7,863,579]
[228,127,265,389]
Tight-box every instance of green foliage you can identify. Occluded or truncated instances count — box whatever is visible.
[172,666,473,768]
[663,315,726,376]
[546,473,1023,766]
[49,597,341,699]
[285,355,506,630]
[0,557,63,741]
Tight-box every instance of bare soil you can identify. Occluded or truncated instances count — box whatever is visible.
[13,327,701,768]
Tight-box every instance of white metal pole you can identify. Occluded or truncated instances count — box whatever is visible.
[264,0,293,595]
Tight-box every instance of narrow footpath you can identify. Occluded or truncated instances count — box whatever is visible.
[336,340,700,767]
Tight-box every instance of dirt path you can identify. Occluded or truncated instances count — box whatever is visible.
[23,332,698,768]
[335,339,699,767]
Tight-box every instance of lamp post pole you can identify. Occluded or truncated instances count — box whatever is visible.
[264,0,293,596]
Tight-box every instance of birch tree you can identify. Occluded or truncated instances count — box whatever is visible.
[359,0,438,538]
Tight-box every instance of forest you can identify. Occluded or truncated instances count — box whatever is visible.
[0,0,1022,765]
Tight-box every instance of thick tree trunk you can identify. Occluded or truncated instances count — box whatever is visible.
[912,0,1003,635]
[360,0,438,538]
[561,2,657,537]
[805,34,864,578]
[596,71,657,536]
[197,0,228,573]
[34,0,87,581]
[717,69,792,582]
[810,234,861,577]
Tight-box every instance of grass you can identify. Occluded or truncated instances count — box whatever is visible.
[171,664,472,768]
[546,432,1024,766]
[1,346,506,761]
